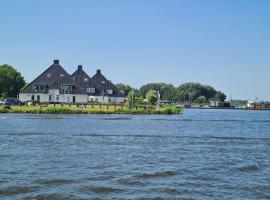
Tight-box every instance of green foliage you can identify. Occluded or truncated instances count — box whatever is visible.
[10,105,39,113]
[127,90,137,108]
[214,91,226,102]
[138,82,226,103]
[195,96,207,104]
[146,90,158,105]
[177,82,226,103]
[139,83,177,101]
[115,83,134,96]
[0,104,183,115]
[0,64,26,98]
[0,106,9,113]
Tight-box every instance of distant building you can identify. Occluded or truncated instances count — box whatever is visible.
[246,100,270,109]
[19,60,125,103]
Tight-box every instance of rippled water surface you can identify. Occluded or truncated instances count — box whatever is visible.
[1,109,270,199]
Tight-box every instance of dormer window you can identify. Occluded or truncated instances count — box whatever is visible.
[34,84,46,93]
[61,84,73,94]
[86,88,95,93]
[106,89,113,94]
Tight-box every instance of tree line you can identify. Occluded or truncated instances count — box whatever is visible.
[115,82,226,105]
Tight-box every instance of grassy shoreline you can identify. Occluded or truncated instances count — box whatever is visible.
[0,104,183,115]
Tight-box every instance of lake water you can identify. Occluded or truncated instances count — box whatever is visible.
[0,109,270,199]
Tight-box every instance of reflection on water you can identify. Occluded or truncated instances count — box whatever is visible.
[0,109,270,199]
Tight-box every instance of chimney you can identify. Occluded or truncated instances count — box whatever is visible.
[78,65,82,72]
[54,59,59,64]
[97,69,101,74]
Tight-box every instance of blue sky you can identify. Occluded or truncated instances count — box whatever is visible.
[0,0,269,100]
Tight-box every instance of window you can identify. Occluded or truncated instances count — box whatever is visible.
[49,95,52,101]
[56,95,59,101]
[37,95,40,101]
[31,95,34,101]
[61,85,73,94]
[47,73,51,78]
[34,84,46,93]
[84,78,88,82]
[67,96,70,103]
[106,89,113,94]
[86,88,95,93]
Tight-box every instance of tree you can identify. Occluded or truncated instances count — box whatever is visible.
[115,83,133,96]
[177,82,226,103]
[146,90,158,105]
[127,90,136,108]
[0,64,25,98]
[214,91,226,102]
[195,96,207,104]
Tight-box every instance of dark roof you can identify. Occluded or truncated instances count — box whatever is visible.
[91,69,124,97]
[71,65,92,89]
[21,60,84,94]
[21,60,125,97]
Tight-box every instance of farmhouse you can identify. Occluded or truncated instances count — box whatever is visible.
[19,60,125,103]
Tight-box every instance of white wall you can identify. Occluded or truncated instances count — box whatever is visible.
[89,96,125,103]
[19,92,88,103]
[19,92,124,103]
[19,93,33,102]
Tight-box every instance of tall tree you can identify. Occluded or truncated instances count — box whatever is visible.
[0,64,25,98]
[146,90,158,105]
[115,83,133,96]
[127,90,136,108]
